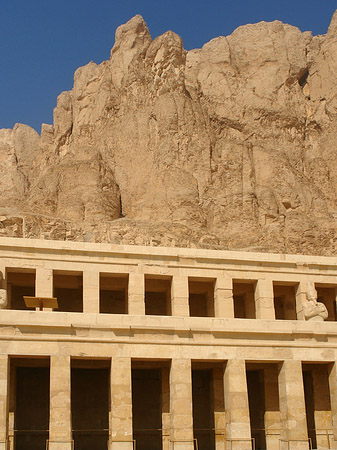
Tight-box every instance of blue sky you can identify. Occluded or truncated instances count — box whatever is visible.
[1,0,336,133]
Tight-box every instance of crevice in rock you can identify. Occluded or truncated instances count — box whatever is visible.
[298,68,309,87]
[119,192,125,218]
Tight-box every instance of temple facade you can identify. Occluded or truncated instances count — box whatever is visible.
[0,237,336,450]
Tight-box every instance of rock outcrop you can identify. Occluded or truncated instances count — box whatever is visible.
[1,12,337,254]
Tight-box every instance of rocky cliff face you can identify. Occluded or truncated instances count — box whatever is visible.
[1,13,337,254]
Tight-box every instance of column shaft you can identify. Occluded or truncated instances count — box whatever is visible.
[278,360,308,450]
[224,359,251,450]
[36,268,53,297]
[128,273,145,315]
[162,367,171,450]
[255,279,275,319]
[296,282,307,320]
[49,355,72,450]
[171,276,189,317]
[264,366,281,450]
[110,357,133,450]
[0,356,8,450]
[213,368,225,450]
[214,276,234,318]
[170,359,194,450]
[329,362,337,447]
[313,367,333,449]
[83,270,100,314]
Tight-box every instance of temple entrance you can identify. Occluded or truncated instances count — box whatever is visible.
[233,281,256,319]
[132,363,166,450]
[189,279,215,318]
[246,363,280,450]
[192,362,225,450]
[303,364,333,450]
[71,360,110,450]
[12,358,50,450]
[192,369,215,450]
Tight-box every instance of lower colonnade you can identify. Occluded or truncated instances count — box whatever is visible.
[1,355,337,450]
[0,237,336,450]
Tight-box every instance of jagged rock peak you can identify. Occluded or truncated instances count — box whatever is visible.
[111,15,152,57]
[328,9,337,35]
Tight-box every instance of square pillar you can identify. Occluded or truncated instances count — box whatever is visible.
[313,367,333,449]
[255,279,275,319]
[171,275,189,317]
[278,360,308,450]
[162,367,171,450]
[214,276,234,318]
[296,282,307,320]
[170,359,194,450]
[0,356,8,450]
[36,268,53,297]
[213,367,226,450]
[224,359,251,450]
[329,362,337,446]
[83,270,100,314]
[49,355,72,450]
[128,273,145,315]
[109,357,133,450]
[8,363,14,450]
[264,366,281,450]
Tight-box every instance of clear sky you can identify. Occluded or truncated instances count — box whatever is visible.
[1,0,336,133]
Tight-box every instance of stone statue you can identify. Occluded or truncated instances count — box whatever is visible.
[303,282,328,321]
[0,289,7,309]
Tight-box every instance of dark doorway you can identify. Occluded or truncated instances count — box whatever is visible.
[189,279,215,318]
[246,370,266,450]
[71,366,109,450]
[192,369,215,450]
[303,370,316,450]
[145,277,172,316]
[132,369,162,450]
[100,274,128,314]
[54,272,83,312]
[15,366,49,450]
[7,271,36,310]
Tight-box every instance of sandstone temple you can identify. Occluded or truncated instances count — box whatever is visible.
[1,10,337,450]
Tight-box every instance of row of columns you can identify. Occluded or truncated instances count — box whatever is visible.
[33,268,309,319]
[1,356,337,450]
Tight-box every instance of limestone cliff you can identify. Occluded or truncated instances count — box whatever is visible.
[1,13,337,255]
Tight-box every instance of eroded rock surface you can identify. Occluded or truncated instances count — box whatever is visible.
[1,13,337,254]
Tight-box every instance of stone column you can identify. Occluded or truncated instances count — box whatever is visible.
[213,367,226,450]
[49,355,72,450]
[8,363,14,450]
[224,359,251,450]
[313,367,333,449]
[264,366,281,450]
[109,357,133,450]
[296,282,307,321]
[36,268,53,297]
[214,276,234,318]
[0,356,8,450]
[128,273,145,315]
[162,367,171,450]
[329,362,337,447]
[255,279,275,319]
[83,271,100,314]
[171,275,189,317]
[170,359,194,450]
[278,360,308,450]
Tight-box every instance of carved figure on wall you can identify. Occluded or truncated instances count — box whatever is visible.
[303,282,328,321]
[0,289,7,309]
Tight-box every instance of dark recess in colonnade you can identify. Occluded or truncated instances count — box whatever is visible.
[71,359,110,450]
